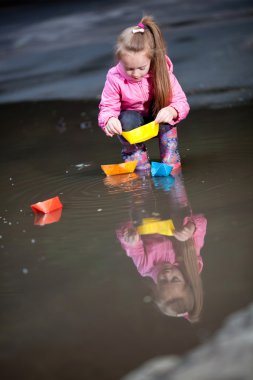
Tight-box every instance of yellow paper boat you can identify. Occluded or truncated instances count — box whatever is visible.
[137,217,175,236]
[121,121,159,144]
[101,160,138,176]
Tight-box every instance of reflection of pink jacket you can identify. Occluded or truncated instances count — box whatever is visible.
[98,55,190,130]
[116,215,207,283]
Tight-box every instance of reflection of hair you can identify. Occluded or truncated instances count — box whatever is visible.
[154,238,203,323]
[115,15,172,116]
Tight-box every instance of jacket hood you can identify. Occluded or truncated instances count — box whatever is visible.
[165,55,174,73]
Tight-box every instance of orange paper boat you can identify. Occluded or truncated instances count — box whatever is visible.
[31,196,63,214]
[101,161,138,176]
[34,208,63,226]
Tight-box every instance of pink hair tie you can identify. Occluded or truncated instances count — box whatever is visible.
[177,312,189,320]
[138,22,145,29]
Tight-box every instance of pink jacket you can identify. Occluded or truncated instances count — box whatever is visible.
[98,56,190,130]
[116,215,207,283]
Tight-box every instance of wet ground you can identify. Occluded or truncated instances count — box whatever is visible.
[0,100,253,379]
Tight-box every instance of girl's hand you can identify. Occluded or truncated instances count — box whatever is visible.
[105,117,122,137]
[155,106,178,124]
[174,221,195,242]
[122,227,140,246]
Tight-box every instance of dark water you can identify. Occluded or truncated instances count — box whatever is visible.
[0,101,253,379]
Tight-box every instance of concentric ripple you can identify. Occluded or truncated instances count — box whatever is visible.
[0,161,146,230]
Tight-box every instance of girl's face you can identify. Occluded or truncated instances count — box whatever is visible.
[157,266,187,301]
[120,51,151,81]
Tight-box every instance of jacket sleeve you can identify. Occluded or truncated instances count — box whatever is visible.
[168,70,190,126]
[116,225,157,278]
[98,72,122,130]
[116,224,145,258]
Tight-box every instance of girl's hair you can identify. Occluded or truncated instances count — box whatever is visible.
[115,16,172,116]
[154,238,203,323]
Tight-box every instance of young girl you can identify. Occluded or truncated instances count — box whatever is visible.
[115,173,207,323]
[98,16,190,170]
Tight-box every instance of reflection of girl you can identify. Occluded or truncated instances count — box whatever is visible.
[116,174,207,322]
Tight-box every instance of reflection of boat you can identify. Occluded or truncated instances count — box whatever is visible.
[34,208,62,226]
[104,173,142,194]
[152,176,175,192]
[137,217,175,236]
[104,172,138,186]
[101,160,137,176]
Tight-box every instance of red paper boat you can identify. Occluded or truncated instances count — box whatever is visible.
[34,208,63,226]
[31,196,63,214]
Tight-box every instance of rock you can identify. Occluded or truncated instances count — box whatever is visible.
[122,303,253,380]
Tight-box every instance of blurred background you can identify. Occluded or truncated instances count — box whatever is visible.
[1,0,253,107]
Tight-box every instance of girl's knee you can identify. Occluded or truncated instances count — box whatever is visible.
[119,110,144,131]
[159,124,178,138]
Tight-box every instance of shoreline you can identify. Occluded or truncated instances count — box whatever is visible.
[1,97,252,111]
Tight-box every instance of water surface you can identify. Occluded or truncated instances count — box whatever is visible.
[0,101,252,379]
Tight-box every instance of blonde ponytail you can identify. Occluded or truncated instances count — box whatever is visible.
[115,15,172,117]
[176,238,203,323]
[140,16,172,116]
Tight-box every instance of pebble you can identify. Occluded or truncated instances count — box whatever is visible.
[97,208,102,212]
[22,268,29,275]
[143,296,152,303]
[80,121,92,130]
